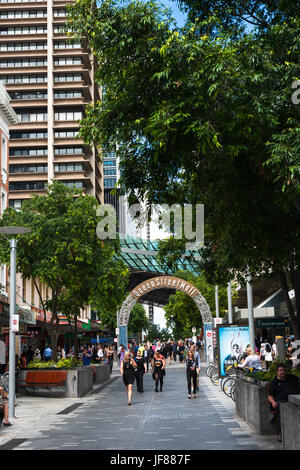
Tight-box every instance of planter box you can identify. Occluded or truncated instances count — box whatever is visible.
[17,364,110,398]
[235,377,276,435]
[281,395,300,450]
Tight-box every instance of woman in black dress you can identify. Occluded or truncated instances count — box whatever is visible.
[186,350,197,399]
[135,350,146,393]
[151,351,165,392]
[106,345,114,373]
[120,351,137,405]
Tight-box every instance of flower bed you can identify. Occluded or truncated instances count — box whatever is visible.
[26,358,82,369]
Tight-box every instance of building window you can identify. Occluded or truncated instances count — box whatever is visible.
[104,178,117,188]
[1,137,7,185]
[54,111,83,121]
[0,58,47,68]
[0,10,47,19]
[9,164,48,174]
[0,265,6,294]
[54,147,83,155]
[0,26,47,35]
[54,41,81,49]
[54,163,83,172]
[10,148,48,156]
[1,191,7,216]
[54,90,82,99]
[9,199,23,210]
[54,73,82,82]
[54,57,82,66]
[9,91,48,101]
[0,42,46,51]
[9,181,47,191]
[1,75,47,84]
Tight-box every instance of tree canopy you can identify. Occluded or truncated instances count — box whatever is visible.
[67,0,300,337]
[0,181,129,359]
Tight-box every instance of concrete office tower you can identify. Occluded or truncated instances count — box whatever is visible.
[0,81,19,296]
[0,0,103,209]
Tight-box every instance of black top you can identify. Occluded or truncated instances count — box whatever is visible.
[123,360,135,374]
[135,357,145,373]
[269,374,299,402]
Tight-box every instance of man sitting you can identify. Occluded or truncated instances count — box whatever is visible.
[268,363,300,442]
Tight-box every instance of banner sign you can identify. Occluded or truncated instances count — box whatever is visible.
[204,322,213,362]
[217,324,250,377]
[12,314,19,333]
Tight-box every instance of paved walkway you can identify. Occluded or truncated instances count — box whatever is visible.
[0,360,282,450]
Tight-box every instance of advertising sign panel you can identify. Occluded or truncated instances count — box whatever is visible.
[217,324,250,377]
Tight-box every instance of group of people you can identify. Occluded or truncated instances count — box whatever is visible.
[78,344,115,372]
[119,339,202,405]
[224,335,299,373]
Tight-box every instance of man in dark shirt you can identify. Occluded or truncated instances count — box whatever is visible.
[268,363,300,441]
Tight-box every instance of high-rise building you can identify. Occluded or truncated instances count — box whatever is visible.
[0,0,103,209]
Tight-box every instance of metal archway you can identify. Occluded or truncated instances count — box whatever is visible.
[117,275,213,347]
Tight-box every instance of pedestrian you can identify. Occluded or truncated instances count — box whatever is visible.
[0,336,6,374]
[151,351,165,393]
[34,349,41,361]
[118,345,126,365]
[43,345,52,361]
[264,342,273,370]
[120,351,137,405]
[172,341,178,362]
[268,363,300,442]
[0,382,11,427]
[178,341,185,362]
[142,345,150,373]
[237,348,262,371]
[20,349,28,368]
[167,341,173,365]
[272,340,277,359]
[135,350,146,393]
[57,346,63,360]
[82,347,92,366]
[189,344,201,393]
[27,346,35,364]
[97,345,104,363]
[186,350,198,399]
[106,345,114,373]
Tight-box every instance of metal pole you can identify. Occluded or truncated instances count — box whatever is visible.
[246,271,256,351]
[215,285,219,318]
[8,238,17,418]
[227,282,233,324]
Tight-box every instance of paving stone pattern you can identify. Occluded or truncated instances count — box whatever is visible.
[0,360,282,450]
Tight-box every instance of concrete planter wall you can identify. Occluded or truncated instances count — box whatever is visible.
[17,364,110,398]
[235,377,276,435]
[280,395,300,450]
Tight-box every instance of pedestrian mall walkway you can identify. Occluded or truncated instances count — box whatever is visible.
[0,360,281,450]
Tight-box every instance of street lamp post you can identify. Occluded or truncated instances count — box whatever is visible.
[246,270,256,352]
[227,282,233,324]
[215,285,219,318]
[0,226,31,419]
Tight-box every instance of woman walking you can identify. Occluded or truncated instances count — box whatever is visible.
[186,350,198,399]
[106,345,114,373]
[135,350,146,393]
[120,351,137,405]
[152,351,165,393]
[264,342,273,370]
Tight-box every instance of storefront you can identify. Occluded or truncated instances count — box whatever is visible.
[255,317,290,342]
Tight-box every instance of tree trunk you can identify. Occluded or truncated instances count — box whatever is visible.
[277,270,300,340]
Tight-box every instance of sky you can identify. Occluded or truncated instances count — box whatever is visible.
[159,0,187,28]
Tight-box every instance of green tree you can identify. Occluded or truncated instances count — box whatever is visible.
[146,323,161,342]
[67,1,300,338]
[0,181,129,360]
[163,271,236,338]
[128,303,150,336]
